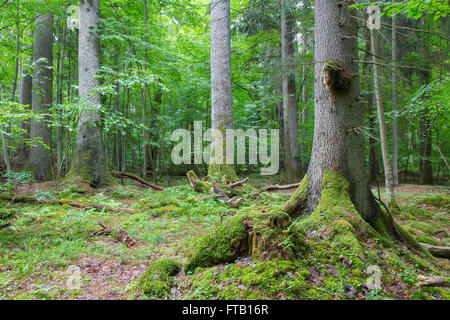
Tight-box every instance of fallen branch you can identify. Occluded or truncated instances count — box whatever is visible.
[263,182,300,191]
[111,170,164,191]
[0,194,136,213]
[92,220,137,248]
[212,181,242,208]
[417,275,450,288]
[186,170,211,192]
[420,243,450,260]
[225,177,249,189]
[0,221,13,230]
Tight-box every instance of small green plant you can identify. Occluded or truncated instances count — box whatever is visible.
[34,191,55,201]
[0,171,34,191]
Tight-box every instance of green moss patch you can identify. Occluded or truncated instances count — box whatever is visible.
[138,259,181,298]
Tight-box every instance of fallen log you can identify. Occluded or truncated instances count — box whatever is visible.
[212,181,242,208]
[420,243,450,260]
[417,275,450,288]
[0,194,136,213]
[92,220,137,248]
[263,182,300,191]
[225,177,249,189]
[111,170,164,191]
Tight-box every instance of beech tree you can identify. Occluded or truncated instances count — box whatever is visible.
[29,12,53,181]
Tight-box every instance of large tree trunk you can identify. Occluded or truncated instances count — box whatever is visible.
[207,0,238,183]
[281,0,300,183]
[29,12,53,181]
[370,28,395,204]
[283,0,428,258]
[290,0,372,219]
[66,0,113,187]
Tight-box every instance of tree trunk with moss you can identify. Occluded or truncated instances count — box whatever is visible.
[29,12,53,181]
[207,0,238,183]
[283,1,428,256]
[288,1,372,219]
[66,0,113,187]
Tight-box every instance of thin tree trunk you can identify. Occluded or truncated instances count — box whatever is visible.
[370,28,395,204]
[57,21,66,176]
[16,53,33,164]
[142,0,148,179]
[392,14,399,186]
[30,12,53,181]
[300,32,308,175]
[364,25,379,183]
[0,86,11,171]
[281,0,300,183]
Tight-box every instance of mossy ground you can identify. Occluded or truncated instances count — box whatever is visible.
[0,174,448,300]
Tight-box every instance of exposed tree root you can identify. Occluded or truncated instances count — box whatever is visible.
[420,243,450,260]
[417,275,450,288]
[111,170,164,191]
[92,220,137,248]
[264,182,300,191]
[0,193,136,213]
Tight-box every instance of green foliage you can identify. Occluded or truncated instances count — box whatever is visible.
[0,171,34,191]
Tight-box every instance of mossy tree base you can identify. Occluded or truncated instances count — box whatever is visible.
[207,163,239,184]
[184,206,307,274]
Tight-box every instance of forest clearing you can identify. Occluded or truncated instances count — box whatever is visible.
[0,0,449,303]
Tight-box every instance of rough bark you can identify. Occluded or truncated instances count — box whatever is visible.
[281,0,301,183]
[29,12,53,181]
[297,1,372,219]
[370,28,395,204]
[66,0,114,188]
[207,0,238,183]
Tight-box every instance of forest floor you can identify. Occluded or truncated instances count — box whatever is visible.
[0,174,449,300]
